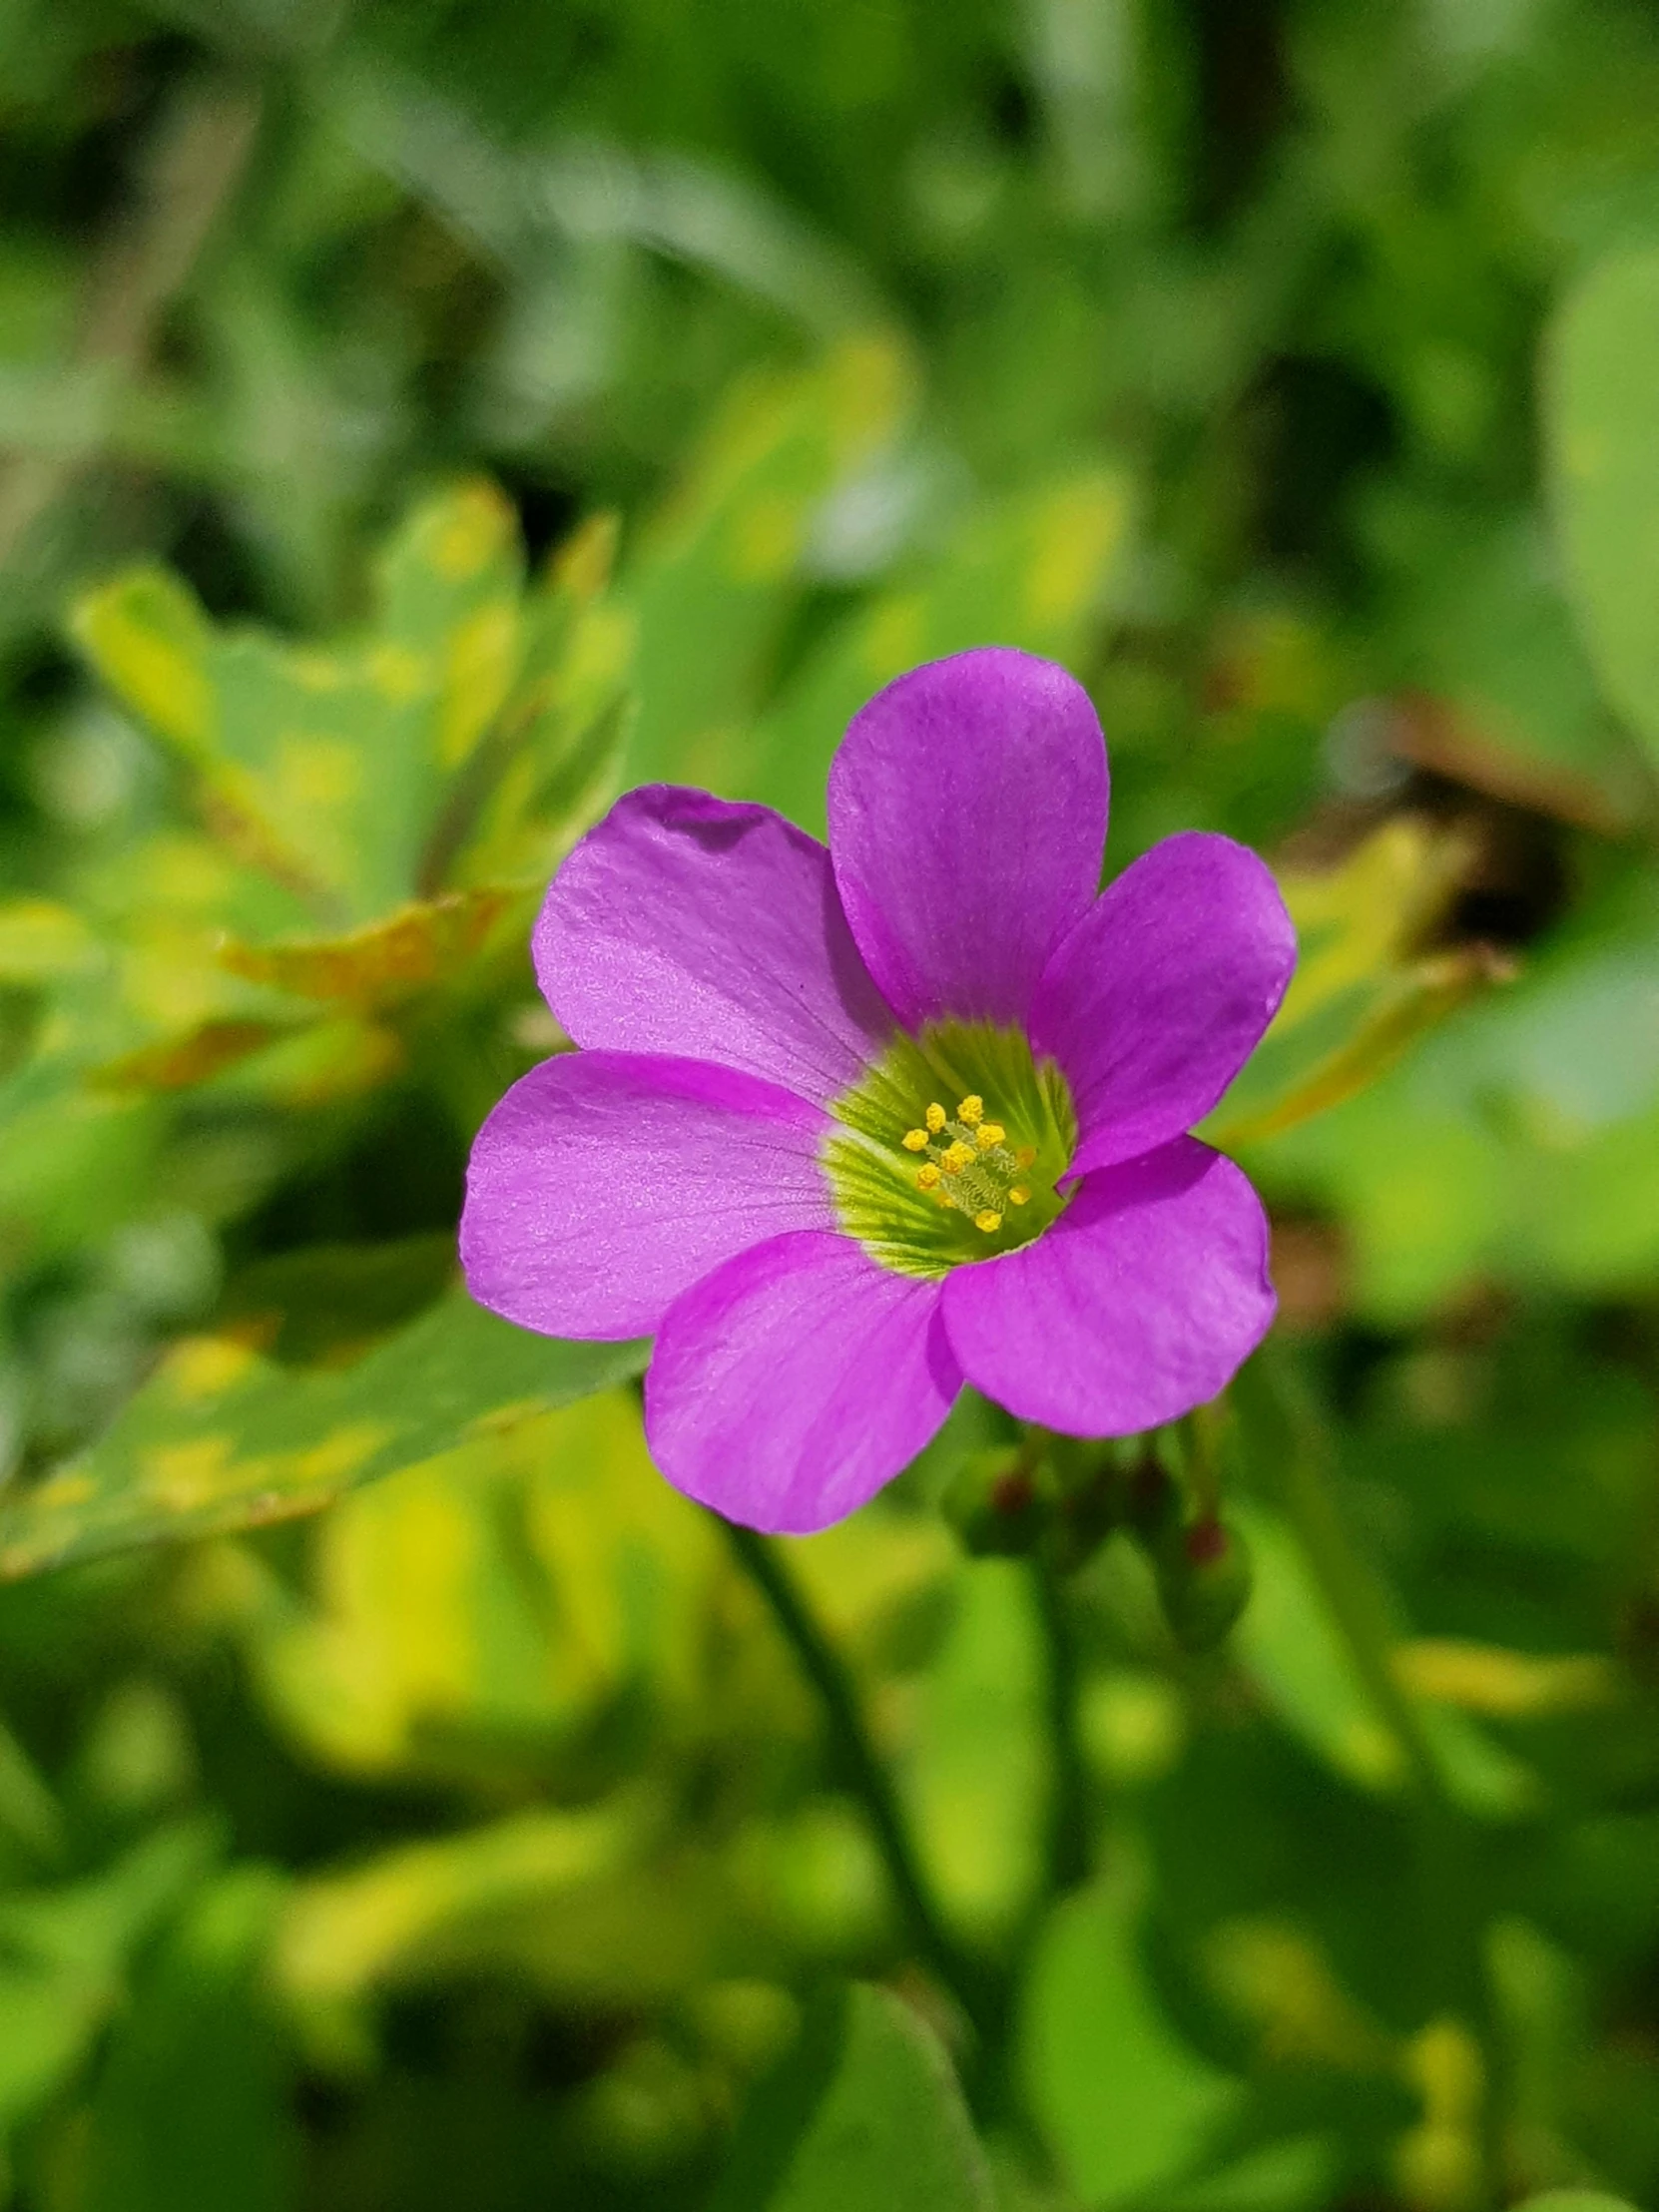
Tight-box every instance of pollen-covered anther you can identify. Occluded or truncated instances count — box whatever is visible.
[924,1102,947,1134]
[901,1128,929,1152]
[975,1122,1006,1152]
[973,1209,1002,1234]
[1008,1185,1031,1206]
[916,1163,941,1190]
[1015,1145,1036,1170]
[957,1095,984,1127]
[940,1139,975,1176]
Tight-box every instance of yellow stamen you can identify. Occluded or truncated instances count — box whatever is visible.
[901,1128,929,1152]
[973,1209,1002,1234]
[1015,1145,1036,1170]
[924,1102,947,1134]
[957,1095,984,1127]
[915,1163,941,1190]
[940,1139,974,1175]
[1008,1185,1030,1206]
[975,1122,1006,1151]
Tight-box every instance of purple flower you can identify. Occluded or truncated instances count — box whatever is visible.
[461,649,1296,1534]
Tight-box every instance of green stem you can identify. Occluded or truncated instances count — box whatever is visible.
[1030,1551,1093,1896]
[719,1518,1000,2050]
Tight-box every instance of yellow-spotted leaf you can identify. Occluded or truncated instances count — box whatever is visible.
[70,481,631,926]
[750,466,1134,831]
[58,488,631,1108]
[1208,818,1509,1150]
[0,1292,647,1580]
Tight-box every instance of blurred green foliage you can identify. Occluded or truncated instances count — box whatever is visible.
[0,1,1658,2207]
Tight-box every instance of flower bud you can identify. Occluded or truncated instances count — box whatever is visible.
[940,1447,1054,1556]
[1153,1515,1254,1651]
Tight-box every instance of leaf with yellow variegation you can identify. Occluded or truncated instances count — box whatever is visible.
[0,1291,646,1581]
[55,483,631,1102]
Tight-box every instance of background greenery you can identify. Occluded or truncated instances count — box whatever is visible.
[0,0,1658,2205]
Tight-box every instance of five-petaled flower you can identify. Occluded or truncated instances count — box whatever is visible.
[461,648,1296,1533]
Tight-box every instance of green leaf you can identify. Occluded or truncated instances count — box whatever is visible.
[1017,1858,1241,2207]
[0,1291,647,1579]
[625,337,918,792]
[1547,241,1659,773]
[750,467,1134,831]
[708,1981,993,2212]
[0,1821,218,2138]
[79,1867,300,2212]
[1509,2196,1642,2212]
[1379,512,1651,833]
[901,1557,1047,1941]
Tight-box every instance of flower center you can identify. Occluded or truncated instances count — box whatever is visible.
[823,1020,1076,1280]
[900,1093,1035,1236]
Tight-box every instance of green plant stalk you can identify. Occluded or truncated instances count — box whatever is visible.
[718,1518,1003,2053]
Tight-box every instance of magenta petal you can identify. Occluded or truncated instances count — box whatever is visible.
[827,649,1107,1029]
[940,1138,1275,1435]
[534,787,895,1106]
[1032,831,1296,1178]
[460,1052,832,1341]
[644,1231,960,1533]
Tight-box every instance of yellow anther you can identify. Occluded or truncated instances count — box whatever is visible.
[1015,1145,1036,1170]
[973,1209,1003,1234]
[1008,1185,1031,1206]
[901,1128,929,1152]
[940,1139,974,1175]
[915,1163,941,1190]
[957,1095,984,1127]
[975,1122,1006,1151]
[924,1102,947,1134]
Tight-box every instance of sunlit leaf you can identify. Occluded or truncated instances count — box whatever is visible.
[62,483,632,1109]
[0,1291,647,1579]
[708,1981,992,2212]
[1210,819,1509,1149]
[275,1801,640,2005]
[0,899,102,983]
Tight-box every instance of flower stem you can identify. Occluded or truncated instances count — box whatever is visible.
[718,1518,1001,2050]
